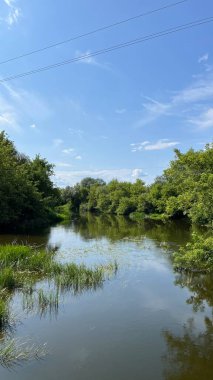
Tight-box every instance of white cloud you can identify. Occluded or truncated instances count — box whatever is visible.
[198,53,209,63]
[132,139,179,152]
[75,155,82,160]
[131,168,146,178]
[131,141,149,151]
[30,124,37,129]
[172,79,213,104]
[62,148,75,154]
[3,0,21,26]
[188,108,213,129]
[53,138,63,147]
[54,168,147,187]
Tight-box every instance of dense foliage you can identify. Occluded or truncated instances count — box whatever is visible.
[0,132,60,229]
[61,144,213,226]
[1,132,212,228]
[174,233,213,273]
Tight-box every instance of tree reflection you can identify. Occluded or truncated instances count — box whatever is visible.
[163,317,213,380]
[174,272,213,312]
[71,213,192,244]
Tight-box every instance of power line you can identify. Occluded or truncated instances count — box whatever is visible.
[0,0,188,65]
[0,16,212,84]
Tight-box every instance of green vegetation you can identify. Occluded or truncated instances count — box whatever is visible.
[61,144,213,227]
[1,132,212,230]
[0,243,116,366]
[0,338,47,368]
[0,131,61,230]
[174,233,213,273]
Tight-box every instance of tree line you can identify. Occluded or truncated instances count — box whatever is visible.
[61,145,213,226]
[0,131,212,229]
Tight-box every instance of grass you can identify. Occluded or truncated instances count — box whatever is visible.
[0,243,117,366]
[0,338,47,368]
[173,233,213,273]
[0,298,9,329]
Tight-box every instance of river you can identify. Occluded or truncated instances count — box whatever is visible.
[0,214,212,380]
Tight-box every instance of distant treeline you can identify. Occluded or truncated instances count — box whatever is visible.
[0,131,61,229]
[0,132,212,230]
[61,144,213,226]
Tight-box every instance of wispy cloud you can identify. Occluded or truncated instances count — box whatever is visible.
[54,168,147,187]
[62,148,75,154]
[0,81,52,135]
[75,155,82,160]
[74,50,110,70]
[131,139,179,152]
[198,53,209,64]
[188,108,213,129]
[75,50,97,65]
[143,96,170,115]
[131,141,150,152]
[30,123,37,129]
[136,63,213,130]
[0,111,20,132]
[53,138,63,147]
[3,0,21,26]
[115,108,126,114]
[69,128,84,138]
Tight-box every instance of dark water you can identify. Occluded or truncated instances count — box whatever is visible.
[0,215,213,380]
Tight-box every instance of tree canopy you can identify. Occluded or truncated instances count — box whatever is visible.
[61,144,213,226]
[0,132,60,229]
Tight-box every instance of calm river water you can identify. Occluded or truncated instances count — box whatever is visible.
[0,214,213,380]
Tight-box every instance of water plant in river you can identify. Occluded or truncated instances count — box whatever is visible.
[0,244,116,367]
[0,298,9,330]
[0,338,47,368]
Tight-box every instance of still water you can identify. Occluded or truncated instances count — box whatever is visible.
[0,214,213,380]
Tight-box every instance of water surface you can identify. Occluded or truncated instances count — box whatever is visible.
[0,215,212,380]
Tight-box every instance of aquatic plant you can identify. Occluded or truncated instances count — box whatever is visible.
[0,338,47,368]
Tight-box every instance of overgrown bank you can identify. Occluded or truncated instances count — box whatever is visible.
[174,233,213,273]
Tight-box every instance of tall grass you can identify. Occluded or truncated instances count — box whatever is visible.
[0,338,47,368]
[0,299,8,329]
[0,244,117,367]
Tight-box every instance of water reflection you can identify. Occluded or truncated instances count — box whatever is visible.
[0,215,212,378]
[174,272,213,312]
[163,317,213,380]
[71,213,192,244]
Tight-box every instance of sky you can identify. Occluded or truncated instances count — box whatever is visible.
[0,0,213,187]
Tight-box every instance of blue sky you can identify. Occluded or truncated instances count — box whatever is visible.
[0,0,213,186]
